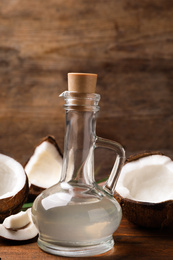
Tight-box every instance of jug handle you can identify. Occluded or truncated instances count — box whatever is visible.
[95,136,125,195]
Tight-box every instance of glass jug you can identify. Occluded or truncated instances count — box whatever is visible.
[32,73,125,257]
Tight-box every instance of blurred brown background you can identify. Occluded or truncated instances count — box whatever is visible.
[0,0,173,179]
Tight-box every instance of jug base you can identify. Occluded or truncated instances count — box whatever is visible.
[37,236,114,257]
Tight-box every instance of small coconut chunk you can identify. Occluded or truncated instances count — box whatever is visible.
[3,209,31,230]
[0,209,38,241]
[25,139,63,189]
[0,221,38,241]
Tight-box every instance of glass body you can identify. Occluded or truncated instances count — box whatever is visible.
[32,92,125,257]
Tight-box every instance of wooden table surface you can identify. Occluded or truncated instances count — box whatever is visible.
[1,217,173,260]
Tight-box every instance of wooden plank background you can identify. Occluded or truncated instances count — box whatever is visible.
[0,0,173,178]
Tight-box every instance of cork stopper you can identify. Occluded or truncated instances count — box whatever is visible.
[68,73,97,93]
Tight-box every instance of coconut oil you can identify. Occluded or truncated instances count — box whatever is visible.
[32,184,121,247]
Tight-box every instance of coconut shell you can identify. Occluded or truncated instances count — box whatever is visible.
[42,135,63,158]
[0,175,29,223]
[114,151,173,228]
[114,191,173,228]
[28,184,44,202]
[126,151,163,163]
[25,135,63,201]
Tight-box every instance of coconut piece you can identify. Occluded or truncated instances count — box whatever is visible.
[0,208,38,240]
[3,209,31,230]
[0,222,38,241]
[114,152,173,228]
[0,154,29,223]
[25,136,63,200]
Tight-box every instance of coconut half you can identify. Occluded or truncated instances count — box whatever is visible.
[0,154,28,223]
[0,208,38,241]
[25,136,63,200]
[114,152,173,228]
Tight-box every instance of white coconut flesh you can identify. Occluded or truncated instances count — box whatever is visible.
[3,210,30,229]
[0,208,38,240]
[116,155,173,203]
[25,141,63,189]
[0,154,26,199]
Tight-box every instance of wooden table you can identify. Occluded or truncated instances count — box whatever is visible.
[1,217,173,260]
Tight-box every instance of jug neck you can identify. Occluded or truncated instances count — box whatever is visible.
[60,91,100,185]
